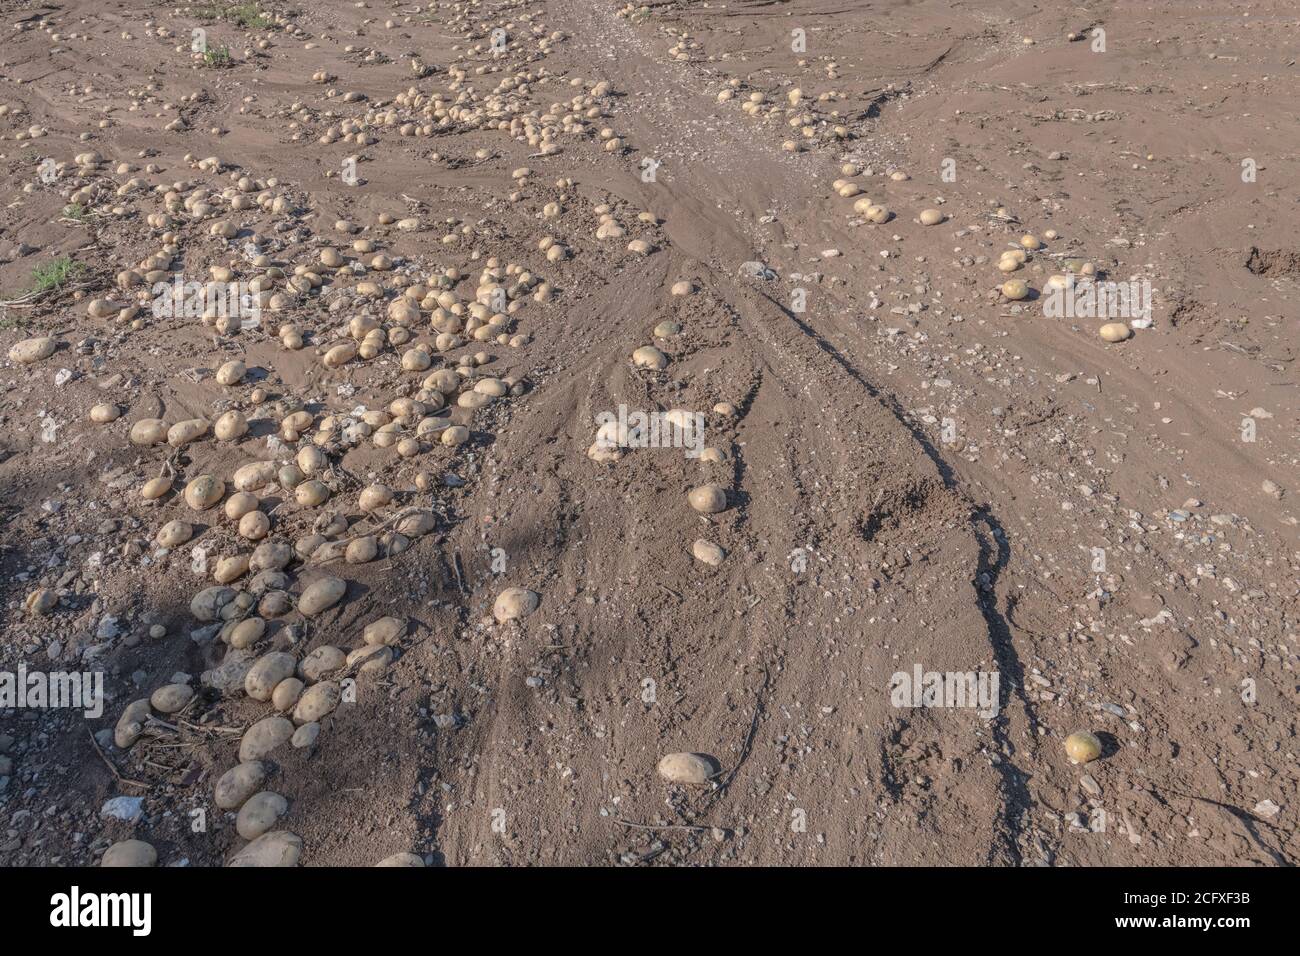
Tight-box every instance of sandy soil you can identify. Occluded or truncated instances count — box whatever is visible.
[0,0,1296,867]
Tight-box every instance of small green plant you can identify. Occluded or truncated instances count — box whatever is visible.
[62,202,86,221]
[195,2,270,29]
[29,258,85,294]
[202,45,233,68]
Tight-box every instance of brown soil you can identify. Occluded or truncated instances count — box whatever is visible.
[0,0,1296,867]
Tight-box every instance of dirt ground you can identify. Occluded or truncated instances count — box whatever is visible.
[0,0,1296,867]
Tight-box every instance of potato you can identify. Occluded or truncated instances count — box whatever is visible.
[323,342,358,368]
[102,840,157,868]
[1064,731,1102,764]
[358,483,394,512]
[657,752,718,785]
[250,540,293,572]
[167,418,210,447]
[918,208,944,226]
[214,554,249,583]
[225,492,260,520]
[149,683,194,714]
[156,519,193,547]
[632,345,668,370]
[1099,322,1131,342]
[346,536,378,563]
[7,335,56,364]
[114,699,152,749]
[229,616,266,650]
[89,403,120,423]
[441,425,469,446]
[25,588,57,615]
[297,445,327,475]
[215,410,248,441]
[236,792,289,840]
[130,418,169,445]
[424,369,460,394]
[282,410,313,433]
[214,760,267,809]
[396,511,436,536]
[295,480,331,507]
[228,830,302,868]
[271,677,304,711]
[692,539,725,566]
[184,474,225,510]
[245,652,297,701]
[216,360,247,385]
[1000,279,1029,301]
[298,576,347,616]
[141,477,172,500]
[492,587,540,623]
[688,484,728,514]
[239,510,270,540]
[346,644,393,675]
[233,461,278,492]
[293,681,340,724]
[363,616,406,646]
[299,645,346,681]
[239,716,295,762]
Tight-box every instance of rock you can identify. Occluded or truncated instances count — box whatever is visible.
[191,586,237,623]
[202,648,257,693]
[657,752,719,785]
[1253,799,1280,819]
[101,795,145,823]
